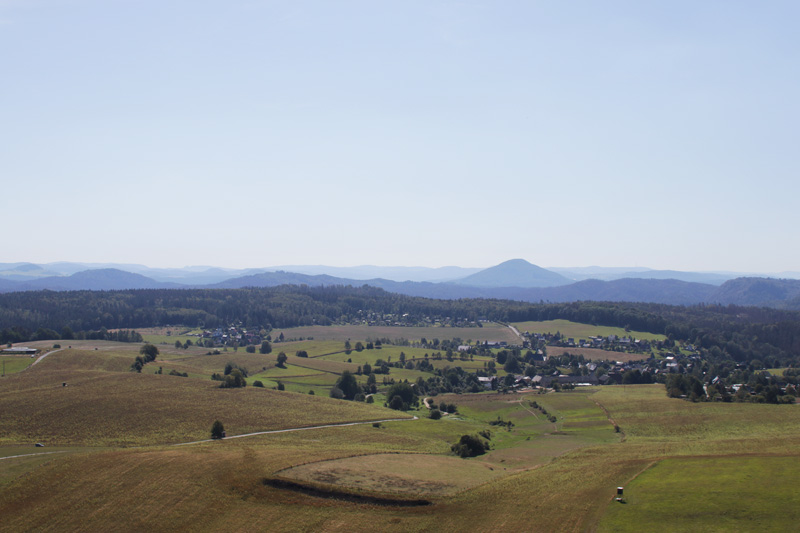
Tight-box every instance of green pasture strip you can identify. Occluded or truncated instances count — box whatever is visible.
[512,319,666,342]
[320,345,431,363]
[286,356,357,374]
[381,367,433,382]
[0,356,34,375]
[598,456,800,532]
[273,339,344,356]
[281,373,342,387]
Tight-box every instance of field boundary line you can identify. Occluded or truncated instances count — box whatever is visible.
[172,416,418,447]
[25,348,65,369]
[0,451,68,462]
[282,361,344,376]
[517,398,540,420]
[309,350,348,359]
[592,397,625,441]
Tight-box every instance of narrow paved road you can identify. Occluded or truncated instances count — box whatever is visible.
[0,451,68,462]
[173,416,419,447]
[30,348,64,367]
[507,324,523,342]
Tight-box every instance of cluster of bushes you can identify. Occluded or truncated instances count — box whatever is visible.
[328,370,405,406]
[243,341,273,354]
[489,416,515,431]
[438,401,457,413]
[344,340,378,354]
[130,344,158,372]
[665,374,705,400]
[212,362,249,388]
[413,367,486,396]
[385,382,418,411]
[530,401,557,423]
[668,373,796,404]
[451,434,490,458]
[355,362,390,375]
[329,373,416,411]
[174,339,194,350]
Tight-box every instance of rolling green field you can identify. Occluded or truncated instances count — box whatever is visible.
[512,319,666,341]
[0,356,34,375]
[1,338,798,532]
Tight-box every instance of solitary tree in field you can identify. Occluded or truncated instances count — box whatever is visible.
[451,434,488,458]
[211,420,225,439]
[140,344,159,362]
[276,352,288,368]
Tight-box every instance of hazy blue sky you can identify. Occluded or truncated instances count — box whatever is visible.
[3,1,798,271]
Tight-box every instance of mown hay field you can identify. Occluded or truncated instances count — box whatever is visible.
[549,346,649,363]
[512,319,666,342]
[278,453,506,497]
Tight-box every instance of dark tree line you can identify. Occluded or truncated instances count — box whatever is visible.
[1,286,799,367]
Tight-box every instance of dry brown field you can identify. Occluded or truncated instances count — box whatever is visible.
[2,343,800,532]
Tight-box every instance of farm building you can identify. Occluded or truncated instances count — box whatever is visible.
[477,376,495,390]
[1,347,37,355]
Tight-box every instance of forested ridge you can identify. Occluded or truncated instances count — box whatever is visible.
[1,285,799,365]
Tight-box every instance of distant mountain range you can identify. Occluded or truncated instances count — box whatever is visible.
[2,260,800,309]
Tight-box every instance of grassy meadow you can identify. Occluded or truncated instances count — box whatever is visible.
[599,456,800,532]
[1,335,799,532]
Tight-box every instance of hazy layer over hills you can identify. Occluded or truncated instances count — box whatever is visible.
[2,260,800,309]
